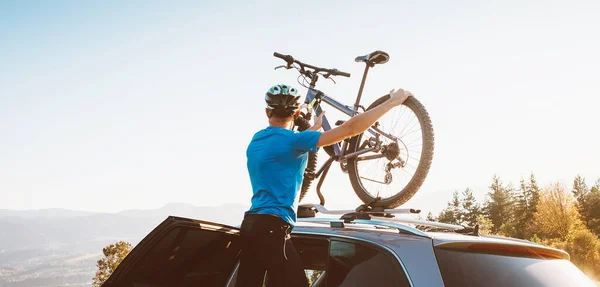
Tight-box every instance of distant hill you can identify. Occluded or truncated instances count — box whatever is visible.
[0,208,98,219]
[0,203,249,286]
[0,202,248,252]
[117,202,248,224]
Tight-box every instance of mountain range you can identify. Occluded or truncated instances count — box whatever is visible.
[0,203,249,287]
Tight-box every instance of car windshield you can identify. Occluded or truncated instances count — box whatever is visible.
[434,248,596,287]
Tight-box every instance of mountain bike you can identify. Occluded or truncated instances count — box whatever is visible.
[273,51,434,209]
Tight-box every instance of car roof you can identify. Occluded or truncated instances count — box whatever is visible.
[291,220,569,259]
[294,220,538,245]
[211,214,548,250]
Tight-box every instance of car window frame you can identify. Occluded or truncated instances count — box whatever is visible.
[105,216,242,287]
[327,236,413,287]
[225,231,414,287]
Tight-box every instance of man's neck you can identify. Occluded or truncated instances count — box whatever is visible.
[269,118,292,129]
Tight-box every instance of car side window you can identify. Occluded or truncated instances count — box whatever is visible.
[293,236,330,286]
[123,226,241,287]
[327,239,411,287]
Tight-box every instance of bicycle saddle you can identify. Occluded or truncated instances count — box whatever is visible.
[355,50,390,65]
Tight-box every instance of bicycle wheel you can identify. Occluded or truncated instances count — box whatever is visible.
[346,94,434,208]
[295,114,318,202]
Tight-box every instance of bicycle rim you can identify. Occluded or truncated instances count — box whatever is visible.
[347,95,434,208]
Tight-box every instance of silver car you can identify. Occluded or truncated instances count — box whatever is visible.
[103,204,596,287]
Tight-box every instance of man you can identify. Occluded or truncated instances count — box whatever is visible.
[236,84,412,286]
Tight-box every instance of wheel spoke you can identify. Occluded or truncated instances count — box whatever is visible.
[405,137,423,147]
[402,127,422,138]
[401,120,420,138]
[350,97,432,205]
[356,154,386,161]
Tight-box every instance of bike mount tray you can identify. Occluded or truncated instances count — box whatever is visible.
[297,203,479,236]
[298,202,421,218]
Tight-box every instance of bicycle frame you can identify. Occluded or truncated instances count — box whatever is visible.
[302,64,400,157]
[298,63,402,205]
[304,88,399,159]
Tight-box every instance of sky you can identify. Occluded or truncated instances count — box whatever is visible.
[1,0,599,217]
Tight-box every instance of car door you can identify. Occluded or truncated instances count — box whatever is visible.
[284,230,413,287]
[326,237,412,287]
[102,216,241,287]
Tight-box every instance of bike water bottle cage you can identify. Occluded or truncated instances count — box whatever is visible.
[265,84,301,111]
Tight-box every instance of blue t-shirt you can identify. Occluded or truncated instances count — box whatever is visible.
[245,126,322,226]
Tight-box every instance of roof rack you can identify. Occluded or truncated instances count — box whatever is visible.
[298,203,422,216]
[297,203,479,237]
[298,217,432,238]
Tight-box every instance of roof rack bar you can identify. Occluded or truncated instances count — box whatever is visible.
[298,203,421,215]
[297,203,476,235]
[373,217,466,230]
[297,217,431,238]
[299,215,466,231]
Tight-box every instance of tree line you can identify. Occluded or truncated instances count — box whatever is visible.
[92,174,600,285]
[427,173,600,281]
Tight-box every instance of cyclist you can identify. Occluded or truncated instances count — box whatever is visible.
[236,84,412,287]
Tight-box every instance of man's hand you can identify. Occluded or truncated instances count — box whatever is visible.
[309,112,325,131]
[389,88,412,106]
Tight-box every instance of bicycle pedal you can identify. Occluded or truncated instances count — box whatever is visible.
[335,120,346,126]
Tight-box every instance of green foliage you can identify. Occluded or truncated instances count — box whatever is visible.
[592,179,600,194]
[483,175,515,233]
[461,188,481,227]
[433,174,600,282]
[586,189,600,235]
[575,177,600,236]
[542,226,600,282]
[437,190,462,225]
[562,228,600,278]
[475,214,493,236]
[573,174,590,208]
[532,182,583,240]
[305,270,325,285]
[436,189,482,227]
[501,174,540,239]
[529,233,542,244]
[93,241,133,287]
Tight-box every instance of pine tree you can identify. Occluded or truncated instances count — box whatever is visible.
[571,175,600,236]
[484,175,514,234]
[438,190,462,225]
[506,177,530,238]
[592,179,600,194]
[572,175,589,215]
[461,188,481,227]
[504,173,542,239]
[528,173,541,214]
[585,178,600,235]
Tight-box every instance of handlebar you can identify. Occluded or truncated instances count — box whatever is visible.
[273,52,351,78]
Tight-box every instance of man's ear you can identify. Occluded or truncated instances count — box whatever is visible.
[293,109,301,119]
[265,108,272,118]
